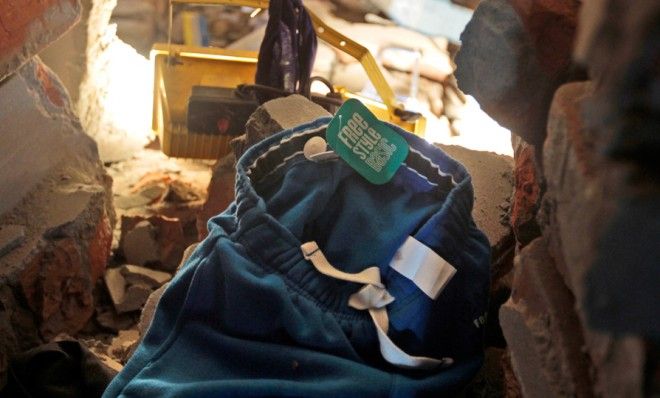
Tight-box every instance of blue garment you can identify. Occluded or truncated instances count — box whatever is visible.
[103,118,491,397]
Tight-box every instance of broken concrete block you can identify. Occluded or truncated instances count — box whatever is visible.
[96,309,136,332]
[235,94,331,158]
[0,225,26,258]
[163,180,201,204]
[114,194,155,210]
[121,221,160,267]
[0,56,113,388]
[120,265,171,289]
[197,154,236,240]
[0,0,82,81]
[119,216,187,272]
[104,268,127,311]
[0,59,101,217]
[437,144,513,257]
[455,0,581,146]
[104,268,153,314]
[117,285,152,314]
[138,284,167,338]
[542,82,605,303]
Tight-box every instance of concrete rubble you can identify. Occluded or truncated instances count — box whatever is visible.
[500,236,592,397]
[0,42,113,391]
[104,264,171,314]
[454,0,654,395]
[198,95,332,238]
[118,215,187,272]
[108,329,140,364]
[0,0,82,81]
[455,0,583,147]
[577,0,660,342]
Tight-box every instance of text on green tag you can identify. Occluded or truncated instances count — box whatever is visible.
[326,99,409,185]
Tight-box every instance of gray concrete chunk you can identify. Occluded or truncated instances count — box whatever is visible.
[120,265,171,289]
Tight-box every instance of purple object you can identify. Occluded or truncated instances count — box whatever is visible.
[255,0,317,102]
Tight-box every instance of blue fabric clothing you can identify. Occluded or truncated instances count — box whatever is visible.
[103,118,491,397]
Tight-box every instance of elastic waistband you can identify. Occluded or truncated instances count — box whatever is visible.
[227,117,477,316]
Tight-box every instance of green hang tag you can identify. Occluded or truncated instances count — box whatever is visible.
[326,99,409,185]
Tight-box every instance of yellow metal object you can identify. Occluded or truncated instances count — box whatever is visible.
[151,44,258,158]
[153,0,424,159]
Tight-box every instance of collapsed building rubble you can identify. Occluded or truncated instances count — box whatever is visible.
[0,0,657,395]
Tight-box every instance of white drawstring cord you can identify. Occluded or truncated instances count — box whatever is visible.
[301,242,453,370]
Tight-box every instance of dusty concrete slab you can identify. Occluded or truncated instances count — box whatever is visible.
[438,144,513,250]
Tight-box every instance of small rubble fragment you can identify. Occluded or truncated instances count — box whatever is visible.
[108,329,140,364]
[119,215,187,272]
[104,268,153,314]
[120,265,171,289]
[103,263,171,317]
[121,221,160,267]
[104,268,128,311]
[96,309,136,332]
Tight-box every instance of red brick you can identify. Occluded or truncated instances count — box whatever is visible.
[0,0,81,81]
[19,238,94,339]
[510,0,581,73]
[88,213,112,282]
[510,143,541,245]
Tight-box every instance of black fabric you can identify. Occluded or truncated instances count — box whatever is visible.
[254,0,317,102]
[1,340,117,398]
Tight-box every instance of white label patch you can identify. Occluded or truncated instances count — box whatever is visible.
[389,236,456,299]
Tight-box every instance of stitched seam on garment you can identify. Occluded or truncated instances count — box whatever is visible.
[401,162,439,187]
[247,125,327,173]
[246,126,457,188]
[408,147,457,185]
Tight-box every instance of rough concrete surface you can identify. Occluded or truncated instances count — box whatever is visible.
[0,58,96,217]
[501,237,593,397]
[0,0,82,82]
[541,81,645,398]
[438,144,513,252]
[0,58,113,387]
[455,0,581,146]
[119,215,187,272]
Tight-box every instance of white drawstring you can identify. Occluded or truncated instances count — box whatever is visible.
[301,242,453,370]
